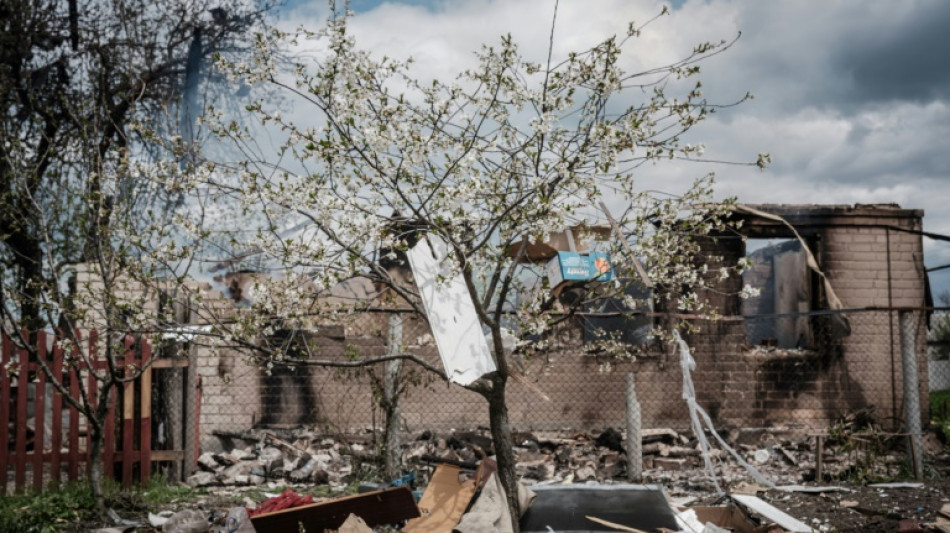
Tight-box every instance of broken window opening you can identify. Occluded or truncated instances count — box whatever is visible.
[742,238,816,349]
[581,275,654,347]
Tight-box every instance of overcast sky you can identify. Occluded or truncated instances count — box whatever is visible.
[274,0,950,296]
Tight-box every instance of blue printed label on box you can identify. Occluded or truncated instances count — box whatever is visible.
[546,251,614,286]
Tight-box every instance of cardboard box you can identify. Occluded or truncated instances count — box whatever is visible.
[689,505,776,533]
[545,251,615,286]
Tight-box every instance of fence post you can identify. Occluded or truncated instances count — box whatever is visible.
[183,342,198,479]
[899,310,923,480]
[383,313,404,479]
[626,372,642,482]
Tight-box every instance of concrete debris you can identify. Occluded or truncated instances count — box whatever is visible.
[189,430,366,488]
[148,511,174,528]
[330,514,374,533]
[215,507,255,533]
[200,424,915,500]
[161,509,209,533]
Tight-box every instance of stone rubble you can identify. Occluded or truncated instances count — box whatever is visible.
[189,424,926,493]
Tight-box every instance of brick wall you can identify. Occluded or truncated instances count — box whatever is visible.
[193,205,931,451]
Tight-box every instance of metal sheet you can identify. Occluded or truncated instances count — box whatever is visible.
[520,484,679,533]
[407,236,496,385]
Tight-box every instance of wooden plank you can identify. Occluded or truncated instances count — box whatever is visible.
[103,374,115,481]
[67,331,82,481]
[149,450,185,462]
[195,376,201,467]
[139,338,152,487]
[86,339,98,475]
[122,336,135,488]
[67,336,81,482]
[15,342,28,491]
[0,334,11,496]
[250,487,419,533]
[403,464,478,533]
[32,331,47,491]
[50,338,64,487]
[599,201,653,288]
[150,358,189,369]
[183,344,197,477]
[732,494,812,533]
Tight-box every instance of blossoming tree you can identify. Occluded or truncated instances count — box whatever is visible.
[182,4,764,527]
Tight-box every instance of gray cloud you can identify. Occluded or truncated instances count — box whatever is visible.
[277,0,950,290]
[835,1,950,104]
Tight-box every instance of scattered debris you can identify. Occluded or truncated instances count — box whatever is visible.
[247,488,315,517]
[221,507,255,533]
[455,471,536,533]
[732,494,814,533]
[330,514,374,533]
[775,485,850,493]
[148,511,174,528]
[403,461,493,533]
[161,509,208,533]
[868,482,925,489]
[687,505,767,533]
[106,508,142,529]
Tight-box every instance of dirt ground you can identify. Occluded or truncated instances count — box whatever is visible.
[689,479,950,532]
[89,429,950,532]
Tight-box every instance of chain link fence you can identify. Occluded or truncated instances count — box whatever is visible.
[928,309,950,438]
[195,307,936,450]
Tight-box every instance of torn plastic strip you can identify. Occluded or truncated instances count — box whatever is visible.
[674,330,776,493]
[733,204,846,313]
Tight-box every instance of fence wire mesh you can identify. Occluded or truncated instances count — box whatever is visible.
[195,307,937,448]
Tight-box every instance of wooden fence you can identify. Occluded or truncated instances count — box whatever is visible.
[0,331,195,493]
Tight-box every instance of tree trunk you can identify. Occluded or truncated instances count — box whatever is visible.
[488,376,520,533]
[382,394,401,479]
[88,382,113,516]
[88,424,106,515]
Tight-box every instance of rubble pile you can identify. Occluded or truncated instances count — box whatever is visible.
[189,424,937,491]
[187,432,361,488]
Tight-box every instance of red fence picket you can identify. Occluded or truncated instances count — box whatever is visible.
[0,331,193,493]
[0,334,9,496]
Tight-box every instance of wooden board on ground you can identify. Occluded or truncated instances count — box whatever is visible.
[249,487,419,533]
[403,464,478,533]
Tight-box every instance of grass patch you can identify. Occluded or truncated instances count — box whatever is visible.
[932,389,950,444]
[0,483,98,533]
[0,477,206,533]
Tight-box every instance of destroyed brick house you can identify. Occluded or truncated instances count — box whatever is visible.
[189,203,929,452]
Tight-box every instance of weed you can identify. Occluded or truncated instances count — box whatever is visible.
[0,477,206,532]
[0,483,97,533]
[931,389,950,444]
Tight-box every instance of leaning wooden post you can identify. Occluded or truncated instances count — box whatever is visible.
[626,372,643,482]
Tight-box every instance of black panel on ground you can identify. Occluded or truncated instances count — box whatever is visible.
[521,484,679,533]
